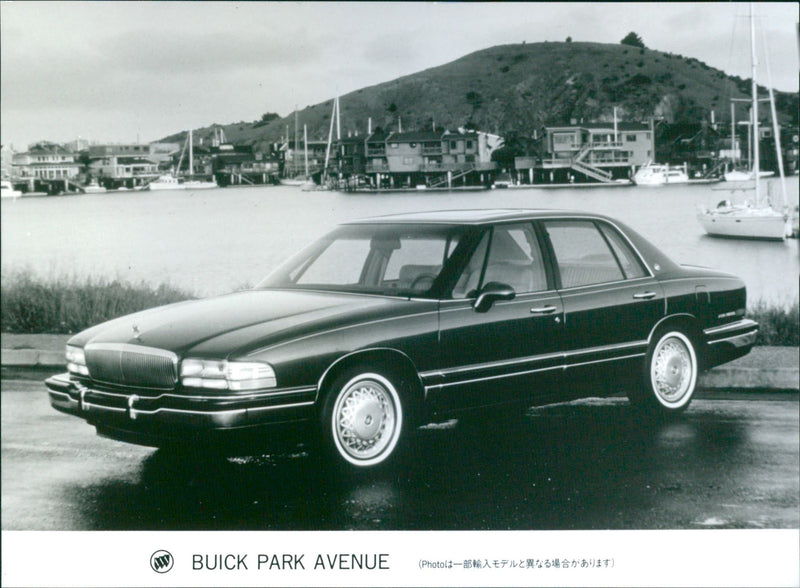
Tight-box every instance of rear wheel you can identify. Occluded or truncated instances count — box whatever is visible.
[630,329,698,415]
[321,368,405,469]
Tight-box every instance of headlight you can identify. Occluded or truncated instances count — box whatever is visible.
[180,359,277,390]
[66,345,88,376]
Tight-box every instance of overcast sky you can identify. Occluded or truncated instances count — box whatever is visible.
[1,1,797,150]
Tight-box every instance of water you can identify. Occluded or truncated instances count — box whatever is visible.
[2,179,798,307]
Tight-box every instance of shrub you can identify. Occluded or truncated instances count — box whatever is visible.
[1,269,195,334]
[747,300,799,346]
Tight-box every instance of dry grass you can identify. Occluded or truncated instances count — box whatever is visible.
[1,269,195,334]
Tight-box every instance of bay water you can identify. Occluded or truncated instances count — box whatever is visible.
[2,178,798,307]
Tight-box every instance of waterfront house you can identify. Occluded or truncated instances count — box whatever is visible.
[656,122,722,175]
[210,144,280,185]
[88,142,177,162]
[86,142,178,187]
[365,129,391,176]
[516,121,653,183]
[12,142,82,180]
[359,128,499,188]
[336,135,367,177]
[384,130,447,173]
[88,155,159,185]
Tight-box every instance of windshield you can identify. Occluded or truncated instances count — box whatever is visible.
[257,223,467,297]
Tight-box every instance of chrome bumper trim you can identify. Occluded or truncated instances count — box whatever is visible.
[704,319,759,347]
[46,373,316,429]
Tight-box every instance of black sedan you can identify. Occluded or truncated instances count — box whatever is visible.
[46,209,758,469]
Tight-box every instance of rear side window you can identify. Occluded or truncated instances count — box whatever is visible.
[544,220,625,288]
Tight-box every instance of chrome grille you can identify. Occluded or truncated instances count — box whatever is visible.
[85,343,178,389]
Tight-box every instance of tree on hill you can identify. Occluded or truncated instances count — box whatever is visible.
[621,32,645,48]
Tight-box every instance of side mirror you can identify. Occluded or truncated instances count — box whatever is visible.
[473,282,515,313]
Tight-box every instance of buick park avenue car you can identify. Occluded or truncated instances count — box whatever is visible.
[46,209,758,469]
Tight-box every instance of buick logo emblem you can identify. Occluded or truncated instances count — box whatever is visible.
[150,550,174,574]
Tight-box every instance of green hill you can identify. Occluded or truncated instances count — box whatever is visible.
[161,41,799,147]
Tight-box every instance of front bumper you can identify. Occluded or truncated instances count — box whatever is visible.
[45,373,317,447]
[703,318,759,369]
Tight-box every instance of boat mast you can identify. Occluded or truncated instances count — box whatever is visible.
[176,133,188,177]
[760,16,789,213]
[749,2,761,205]
[323,96,338,182]
[294,107,299,177]
[730,102,736,167]
[304,124,309,179]
[188,129,194,179]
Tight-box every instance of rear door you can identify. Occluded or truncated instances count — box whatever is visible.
[540,218,664,393]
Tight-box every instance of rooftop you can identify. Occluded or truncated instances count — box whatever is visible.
[348,208,604,225]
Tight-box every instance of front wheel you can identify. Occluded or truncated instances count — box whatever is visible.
[321,369,405,469]
[630,329,698,415]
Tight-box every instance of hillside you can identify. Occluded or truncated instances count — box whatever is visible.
[162,41,799,148]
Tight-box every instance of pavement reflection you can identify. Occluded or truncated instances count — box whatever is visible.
[49,397,793,531]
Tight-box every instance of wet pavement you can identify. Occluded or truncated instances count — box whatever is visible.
[2,376,798,531]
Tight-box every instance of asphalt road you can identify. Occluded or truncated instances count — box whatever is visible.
[2,375,798,531]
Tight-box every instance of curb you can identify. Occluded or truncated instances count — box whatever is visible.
[698,367,798,391]
[2,348,67,368]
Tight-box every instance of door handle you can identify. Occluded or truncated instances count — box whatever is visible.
[530,305,558,314]
[633,291,657,300]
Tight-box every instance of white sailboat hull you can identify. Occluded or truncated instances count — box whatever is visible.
[697,206,786,240]
[181,180,218,190]
[147,175,185,191]
[724,170,775,182]
[147,175,217,191]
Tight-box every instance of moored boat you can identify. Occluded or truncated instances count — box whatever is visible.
[632,162,689,186]
[1,179,22,198]
[697,199,786,240]
[697,3,789,241]
[724,169,774,182]
[147,129,217,191]
[82,179,107,194]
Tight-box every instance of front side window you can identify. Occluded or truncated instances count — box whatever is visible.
[452,223,547,298]
[259,224,465,297]
[544,220,626,288]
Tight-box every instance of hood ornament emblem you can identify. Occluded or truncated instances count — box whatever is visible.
[132,324,141,340]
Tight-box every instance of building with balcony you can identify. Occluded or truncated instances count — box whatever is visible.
[336,135,367,176]
[12,142,82,179]
[359,129,499,188]
[516,122,653,183]
[87,142,180,165]
[88,156,159,186]
[211,144,280,186]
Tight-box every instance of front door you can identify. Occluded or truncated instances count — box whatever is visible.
[430,222,564,412]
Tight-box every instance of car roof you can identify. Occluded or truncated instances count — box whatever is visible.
[345,208,612,226]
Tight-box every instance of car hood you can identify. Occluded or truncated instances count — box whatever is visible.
[69,289,432,358]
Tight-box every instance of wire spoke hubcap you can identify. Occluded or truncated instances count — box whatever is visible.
[334,379,397,461]
[652,337,693,402]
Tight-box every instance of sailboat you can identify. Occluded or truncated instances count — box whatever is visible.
[148,129,217,191]
[697,4,788,240]
[301,96,340,191]
[280,109,310,186]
